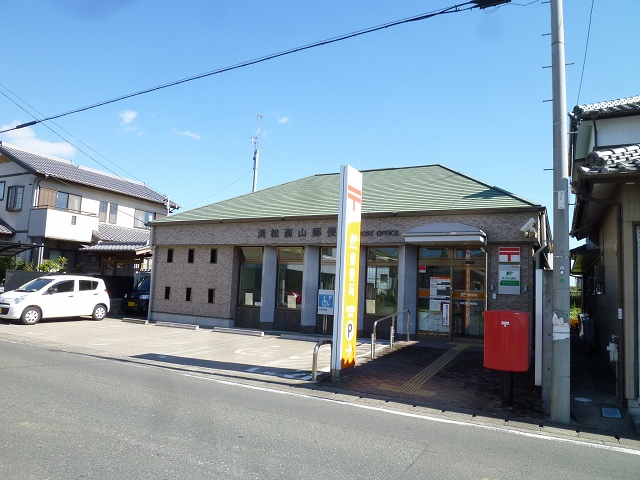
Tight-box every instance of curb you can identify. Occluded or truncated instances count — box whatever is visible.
[213,327,264,337]
[122,317,148,325]
[155,321,199,330]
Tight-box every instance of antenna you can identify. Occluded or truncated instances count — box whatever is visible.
[251,113,262,192]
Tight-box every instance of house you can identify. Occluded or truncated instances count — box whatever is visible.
[149,164,550,344]
[0,142,179,278]
[569,95,640,411]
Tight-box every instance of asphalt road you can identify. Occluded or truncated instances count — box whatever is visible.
[1,337,638,479]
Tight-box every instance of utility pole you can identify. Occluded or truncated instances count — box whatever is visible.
[251,113,262,192]
[550,0,571,423]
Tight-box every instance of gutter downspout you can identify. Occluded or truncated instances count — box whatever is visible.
[147,225,156,323]
[28,175,44,267]
[535,210,550,269]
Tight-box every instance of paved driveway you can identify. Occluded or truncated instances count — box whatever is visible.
[0,316,378,381]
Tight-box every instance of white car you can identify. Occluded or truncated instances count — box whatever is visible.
[0,275,110,325]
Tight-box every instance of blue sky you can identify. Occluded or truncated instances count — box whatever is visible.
[1,1,638,235]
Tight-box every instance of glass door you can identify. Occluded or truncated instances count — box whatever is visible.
[451,267,486,339]
[417,266,451,337]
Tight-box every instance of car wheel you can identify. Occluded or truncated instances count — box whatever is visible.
[21,307,42,325]
[92,304,108,321]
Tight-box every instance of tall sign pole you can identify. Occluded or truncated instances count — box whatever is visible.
[331,165,363,380]
[550,0,570,423]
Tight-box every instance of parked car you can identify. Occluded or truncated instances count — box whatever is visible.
[123,276,151,314]
[0,274,110,325]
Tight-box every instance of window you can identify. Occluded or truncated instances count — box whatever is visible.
[366,247,398,316]
[0,181,5,200]
[420,247,450,259]
[38,187,81,212]
[6,186,24,211]
[79,280,98,291]
[188,249,195,263]
[108,203,118,224]
[164,286,171,299]
[55,191,82,212]
[210,248,217,264]
[51,280,74,293]
[277,247,304,309]
[454,247,485,259]
[238,247,263,306]
[167,248,173,263]
[99,201,108,222]
[208,289,215,304]
[185,287,192,301]
[134,209,155,229]
[320,247,337,290]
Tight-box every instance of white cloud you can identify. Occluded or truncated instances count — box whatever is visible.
[118,110,144,136]
[178,130,201,140]
[0,121,75,158]
[119,109,138,125]
[278,116,289,124]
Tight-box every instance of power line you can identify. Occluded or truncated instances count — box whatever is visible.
[0,85,146,184]
[576,0,595,106]
[0,2,482,135]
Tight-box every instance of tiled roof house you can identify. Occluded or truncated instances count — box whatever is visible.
[0,142,178,276]
[569,94,640,410]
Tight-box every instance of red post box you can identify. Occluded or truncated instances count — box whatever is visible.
[483,310,530,372]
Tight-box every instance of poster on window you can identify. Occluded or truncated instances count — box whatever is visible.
[429,277,450,297]
[244,293,254,305]
[498,264,521,295]
[441,302,450,326]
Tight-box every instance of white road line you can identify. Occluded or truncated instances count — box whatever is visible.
[182,372,640,457]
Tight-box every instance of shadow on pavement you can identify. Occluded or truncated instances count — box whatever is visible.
[132,353,317,380]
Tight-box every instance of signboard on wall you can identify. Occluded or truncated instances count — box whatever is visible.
[498,264,521,294]
[331,165,363,379]
[499,247,521,263]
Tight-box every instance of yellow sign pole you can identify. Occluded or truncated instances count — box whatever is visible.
[331,165,362,379]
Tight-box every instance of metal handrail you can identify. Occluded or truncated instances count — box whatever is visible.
[371,309,411,358]
[311,339,332,381]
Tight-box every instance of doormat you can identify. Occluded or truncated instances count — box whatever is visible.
[601,407,622,419]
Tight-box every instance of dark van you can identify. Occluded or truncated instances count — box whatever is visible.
[123,276,151,314]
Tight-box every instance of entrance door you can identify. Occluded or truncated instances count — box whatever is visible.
[451,267,486,339]
[417,266,451,336]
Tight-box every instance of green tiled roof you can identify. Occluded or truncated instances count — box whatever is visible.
[152,164,539,224]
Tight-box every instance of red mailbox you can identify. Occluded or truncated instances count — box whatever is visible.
[483,310,530,372]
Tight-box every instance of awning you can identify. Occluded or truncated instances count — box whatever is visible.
[0,240,42,257]
[570,240,600,275]
[404,222,486,245]
[80,242,149,255]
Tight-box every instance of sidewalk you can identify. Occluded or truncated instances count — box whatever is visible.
[320,335,640,440]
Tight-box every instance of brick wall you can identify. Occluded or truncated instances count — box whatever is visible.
[150,210,543,328]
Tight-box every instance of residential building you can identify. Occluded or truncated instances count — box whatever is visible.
[0,142,179,277]
[569,94,640,410]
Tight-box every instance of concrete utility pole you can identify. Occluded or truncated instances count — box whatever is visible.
[550,0,571,423]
